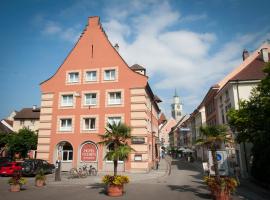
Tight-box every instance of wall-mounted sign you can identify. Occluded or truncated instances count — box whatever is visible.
[208,150,229,176]
[131,137,145,144]
[180,128,190,131]
[134,154,142,161]
[81,143,97,162]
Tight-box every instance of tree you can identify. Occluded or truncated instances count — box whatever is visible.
[99,122,133,176]
[0,132,13,156]
[196,125,229,183]
[228,62,270,183]
[8,128,38,158]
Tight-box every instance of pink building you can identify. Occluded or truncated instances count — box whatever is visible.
[36,17,160,172]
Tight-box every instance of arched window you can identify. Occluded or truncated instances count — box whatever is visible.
[58,142,73,162]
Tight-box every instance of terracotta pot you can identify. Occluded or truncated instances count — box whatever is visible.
[10,184,20,192]
[214,190,230,200]
[107,184,123,197]
[35,179,45,187]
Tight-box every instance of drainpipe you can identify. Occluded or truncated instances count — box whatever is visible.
[151,100,154,164]
[236,80,249,174]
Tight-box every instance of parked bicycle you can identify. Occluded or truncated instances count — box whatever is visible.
[69,167,87,179]
[82,164,97,176]
[68,164,97,179]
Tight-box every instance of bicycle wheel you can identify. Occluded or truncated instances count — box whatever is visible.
[69,168,79,179]
[80,170,88,178]
[91,168,97,176]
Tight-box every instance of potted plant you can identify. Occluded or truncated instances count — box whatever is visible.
[204,176,238,199]
[35,169,46,187]
[196,125,237,200]
[102,175,129,196]
[99,122,133,197]
[8,171,27,192]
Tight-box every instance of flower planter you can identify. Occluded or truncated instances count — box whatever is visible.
[214,190,230,200]
[35,179,45,187]
[10,184,20,192]
[107,184,123,197]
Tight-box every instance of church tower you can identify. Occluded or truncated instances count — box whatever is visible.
[171,89,183,121]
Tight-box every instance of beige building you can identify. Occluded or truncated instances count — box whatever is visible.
[215,42,270,177]
[13,106,40,132]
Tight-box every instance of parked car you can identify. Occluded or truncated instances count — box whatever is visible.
[21,159,55,176]
[0,162,22,176]
[0,157,13,169]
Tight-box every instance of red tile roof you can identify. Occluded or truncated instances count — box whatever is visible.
[158,113,167,125]
[3,119,13,126]
[230,54,269,81]
[14,108,40,119]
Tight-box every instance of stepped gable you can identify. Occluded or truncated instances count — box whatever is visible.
[41,16,148,90]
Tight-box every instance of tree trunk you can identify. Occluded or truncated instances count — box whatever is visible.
[211,148,220,184]
[113,160,118,176]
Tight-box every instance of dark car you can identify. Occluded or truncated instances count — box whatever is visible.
[21,159,55,176]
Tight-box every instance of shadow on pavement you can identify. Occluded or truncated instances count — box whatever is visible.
[171,160,200,171]
[87,183,107,195]
[167,184,211,199]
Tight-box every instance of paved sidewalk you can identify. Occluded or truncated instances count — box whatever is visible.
[181,158,270,200]
[46,157,170,186]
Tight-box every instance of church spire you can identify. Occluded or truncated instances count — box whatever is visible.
[174,88,178,97]
[171,90,183,121]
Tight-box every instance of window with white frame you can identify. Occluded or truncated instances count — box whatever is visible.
[83,118,96,130]
[61,94,74,107]
[107,117,121,125]
[86,71,97,81]
[60,118,72,131]
[84,93,97,106]
[104,69,115,81]
[61,143,73,161]
[108,92,121,105]
[68,72,79,83]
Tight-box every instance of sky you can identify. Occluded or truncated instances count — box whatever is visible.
[0,0,270,119]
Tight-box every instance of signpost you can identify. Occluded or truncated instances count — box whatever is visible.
[81,143,97,162]
[208,150,229,176]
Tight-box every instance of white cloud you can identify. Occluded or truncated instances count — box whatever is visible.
[181,13,208,23]
[102,0,265,115]
[41,20,81,42]
[42,21,61,34]
[36,0,269,115]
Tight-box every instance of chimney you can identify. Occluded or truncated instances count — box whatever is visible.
[261,48,269,62]
[32,105,37,110]
[114,43,119,51]
[242,49,249,61]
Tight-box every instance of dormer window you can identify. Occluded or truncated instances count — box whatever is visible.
[68,72,79,83]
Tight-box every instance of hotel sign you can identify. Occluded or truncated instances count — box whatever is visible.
[81,143,97,162]
[131,137,145,144]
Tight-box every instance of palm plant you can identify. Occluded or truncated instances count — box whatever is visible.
[196,125,230,184]
[99,122,133,176]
